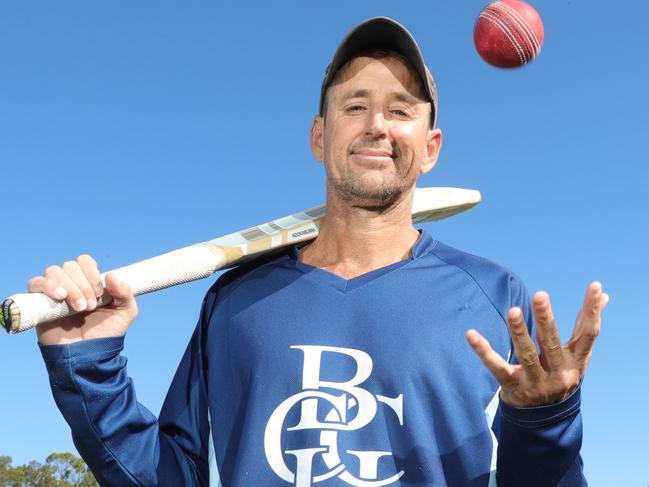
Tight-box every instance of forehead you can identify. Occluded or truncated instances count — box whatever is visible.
[330,55,427,101]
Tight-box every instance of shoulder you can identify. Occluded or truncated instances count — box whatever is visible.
[199,246,298,320]
[429,240,514,279]
[424,236,529,310]
[220,247,295,287]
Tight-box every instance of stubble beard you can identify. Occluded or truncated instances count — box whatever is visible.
[329,162,411,212]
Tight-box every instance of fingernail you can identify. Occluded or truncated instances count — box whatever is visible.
[55,287,67,300]
[87,297,97,310]
[73,298,87,312]
[94,284,103,297]
[533,292,548,306]
[466,331,478,345]
[511,308,522,322]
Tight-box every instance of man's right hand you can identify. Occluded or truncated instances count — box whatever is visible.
[27,254,138,346]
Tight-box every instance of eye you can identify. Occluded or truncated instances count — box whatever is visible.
[345,104,366,113]
[389,106,411,118]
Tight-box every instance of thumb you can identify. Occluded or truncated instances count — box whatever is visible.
[104,273,137,311]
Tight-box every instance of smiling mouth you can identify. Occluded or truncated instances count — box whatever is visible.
[350,154,395,170]
[351,149,395,163]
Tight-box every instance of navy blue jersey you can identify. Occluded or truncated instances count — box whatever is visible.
[40,230,586,486]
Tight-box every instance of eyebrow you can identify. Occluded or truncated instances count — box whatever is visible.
[392,92,422,105]
[339,89,370,103]
[338,89,423,106]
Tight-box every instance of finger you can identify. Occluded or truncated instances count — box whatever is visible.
[508,307,544,380]
[44,265,87,312]
[532,291,564,371]
[572,282,604,359]
[600,292,610,310]
[104,273,136,310]
[27,275,67,301]
[61,260,97,311]
[466,329,516,387]
[76,254,104,298]
[570,290,610,340]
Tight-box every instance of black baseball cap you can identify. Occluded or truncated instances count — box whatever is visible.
[319,16,438,127]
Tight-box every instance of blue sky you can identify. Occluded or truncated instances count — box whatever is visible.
[0,1,647,485]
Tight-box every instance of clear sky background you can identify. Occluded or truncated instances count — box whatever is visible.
[0,1,647,485]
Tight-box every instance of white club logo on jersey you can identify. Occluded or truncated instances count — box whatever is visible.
[264,345,405,487]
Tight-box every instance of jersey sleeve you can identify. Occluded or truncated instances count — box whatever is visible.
[38,293,217,487]
[493,275,587,486]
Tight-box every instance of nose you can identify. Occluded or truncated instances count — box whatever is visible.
[364,110,387,139]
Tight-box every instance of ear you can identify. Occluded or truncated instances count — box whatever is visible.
[310,116,325,162]
[420,127,443,174]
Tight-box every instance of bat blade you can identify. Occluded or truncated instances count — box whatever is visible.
[1,186,480,334]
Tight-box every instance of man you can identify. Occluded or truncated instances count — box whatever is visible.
[31,17,608,487]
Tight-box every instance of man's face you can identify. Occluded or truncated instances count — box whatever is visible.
[311,55,442,210]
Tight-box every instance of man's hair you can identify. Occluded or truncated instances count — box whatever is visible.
[320,48,433,128]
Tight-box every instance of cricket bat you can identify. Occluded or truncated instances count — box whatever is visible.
[1,187,481,334]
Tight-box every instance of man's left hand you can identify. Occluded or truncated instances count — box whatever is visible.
[466,282,609,408]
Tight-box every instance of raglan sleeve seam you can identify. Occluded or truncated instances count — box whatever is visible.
[429,249,509,326]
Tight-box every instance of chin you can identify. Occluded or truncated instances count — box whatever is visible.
[339,180,405,211]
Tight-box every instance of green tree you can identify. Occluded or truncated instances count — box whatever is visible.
[0,453,98,487]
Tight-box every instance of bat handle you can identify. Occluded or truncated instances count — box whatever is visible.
[1,294,114,334]
[1,244,229,334]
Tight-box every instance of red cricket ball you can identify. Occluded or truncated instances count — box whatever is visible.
[474,0,545,68]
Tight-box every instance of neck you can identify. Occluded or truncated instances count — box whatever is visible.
[300,187,420,280]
